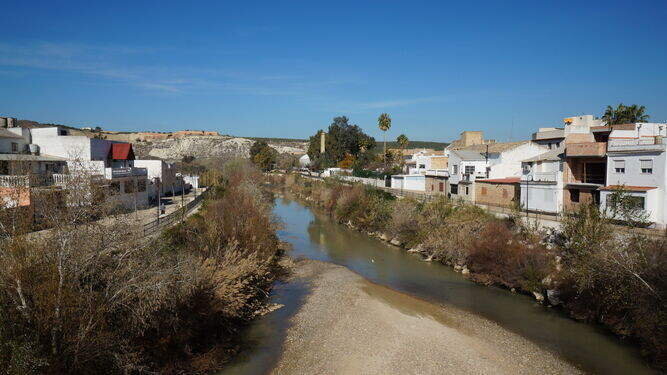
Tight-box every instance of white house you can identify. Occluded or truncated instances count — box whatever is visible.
[407,150,448,175]
[448,141,549,201]
[519,147,565,214]
[30,127,150,210]
[133,159,183,199]
[600,122,667,228]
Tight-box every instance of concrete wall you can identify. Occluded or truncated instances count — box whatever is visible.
[475,181,519,208]
[520,183,562,213]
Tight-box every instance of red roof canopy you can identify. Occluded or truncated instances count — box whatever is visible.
[110,143,135,160]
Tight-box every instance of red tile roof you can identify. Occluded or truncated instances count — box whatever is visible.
[110,143,135,160]
[476,177,521,184]
[599,185,656,192]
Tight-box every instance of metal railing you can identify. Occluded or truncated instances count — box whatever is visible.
[142,190,208,237]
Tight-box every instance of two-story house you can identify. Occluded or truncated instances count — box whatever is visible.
[600,122,667,228]
[30,127,150,209]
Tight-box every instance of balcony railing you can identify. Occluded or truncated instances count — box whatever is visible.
[521,171,558,182]
[0,174,58,188]
[566,142,607,157]
[568,173,605,185]
[608,137,665,152]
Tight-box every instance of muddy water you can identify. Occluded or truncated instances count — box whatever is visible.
[220,198,655,375]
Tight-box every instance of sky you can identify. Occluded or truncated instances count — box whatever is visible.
[1,0,666,143]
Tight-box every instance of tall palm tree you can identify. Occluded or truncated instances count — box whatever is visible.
[377,113,392,165]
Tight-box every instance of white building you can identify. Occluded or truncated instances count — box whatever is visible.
[30,127,150,210]
[519,147,565,214]
[600,122,667,228]
[133,159,183,199]
[448,141,549,201]
[407,150,448,176]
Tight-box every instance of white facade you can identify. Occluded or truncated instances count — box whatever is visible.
[520,158,564,214]
[133,159,182,198]
[600,123,667,227]
[486,142,549,179]
[391,174,426,191]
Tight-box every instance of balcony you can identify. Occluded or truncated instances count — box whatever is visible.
[104,167,148,179]
[0,174,57,188]
[607,137,665,153]
[424,169,449,177]
[566,142,607,157]
[521,171,558,183]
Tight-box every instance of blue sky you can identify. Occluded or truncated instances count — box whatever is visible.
[1,1,666,142]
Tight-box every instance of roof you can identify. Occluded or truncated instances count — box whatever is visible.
[0,154,66,161]
[476,177,521,184]
[522,147,564,162]
[110,143,135,160]
[451,149,486,161]
[0,129,24,139]
[461,140,531,153]
[599,185,657,192]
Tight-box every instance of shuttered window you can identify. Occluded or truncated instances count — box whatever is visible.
[641,159,653,174]
[614,160,625,174]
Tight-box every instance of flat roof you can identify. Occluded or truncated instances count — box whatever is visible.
[0,154,66,161]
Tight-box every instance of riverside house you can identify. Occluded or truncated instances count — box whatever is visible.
[30,126,150,210]
[600,122,667,228]
[448,141,549,203]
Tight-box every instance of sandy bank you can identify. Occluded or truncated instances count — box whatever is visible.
[271,259,582,375]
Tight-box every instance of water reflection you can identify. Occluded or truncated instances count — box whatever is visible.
[274,197,654,375]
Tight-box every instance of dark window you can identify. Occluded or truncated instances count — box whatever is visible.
[451,184,458,194]
[137,179,147,192]
[465,165,475,175]
[465,186,469,195]
[439,182,444,192]
[125,180,135,193]
[641,160,653,174]
[419,164,426,169]
[110,181,121,195]
[11,142,18,152]
[570,189,580,203]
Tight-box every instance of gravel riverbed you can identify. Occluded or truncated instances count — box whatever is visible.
[271,259,582,375]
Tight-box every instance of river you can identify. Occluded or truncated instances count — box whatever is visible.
[220,197,655,374]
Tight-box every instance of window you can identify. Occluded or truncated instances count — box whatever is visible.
[614,160,625,174]
[138,179,147,192]
[465,186,469,195]
[125,180,135,193]
[641,159,653,174]
[570,189,580,203]
[464,165,475,175]
[110,181,121,195]
[430,184,434,191]
[629,196,645,210]
[481,187,487,195]
[419,164,426,169]
[11,142,18,153]
[439,182,444,192]
[451,184,458,194]
[453,165,459,174]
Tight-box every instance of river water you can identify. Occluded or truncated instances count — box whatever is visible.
[220,197,655,375]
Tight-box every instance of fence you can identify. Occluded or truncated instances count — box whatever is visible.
[142,189,208,237]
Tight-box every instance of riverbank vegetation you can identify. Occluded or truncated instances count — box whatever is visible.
[0,160,282,374]
[276,174,666,370]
